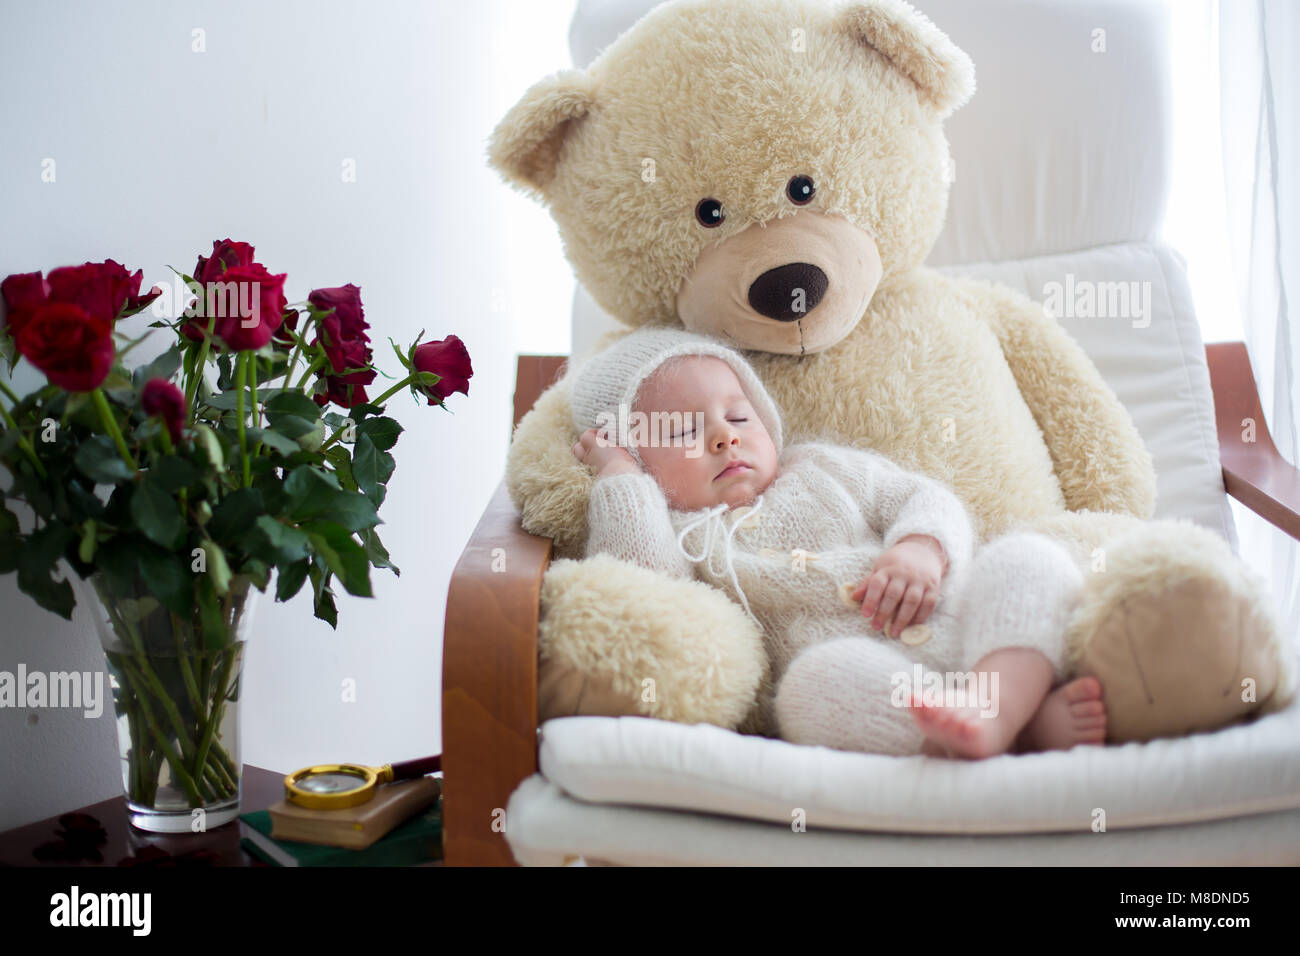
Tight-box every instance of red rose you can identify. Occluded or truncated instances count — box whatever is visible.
[47,260,160,323]
[3,261,158,339]
[1,271,50,340]
[14,302,115,391]
[193,239,256,285]
[412,335,473,405]
[307,284,375,409]
[273,307,299,347]
[141,378,187,442]
[308,284,366,339]
[181,240,286,350]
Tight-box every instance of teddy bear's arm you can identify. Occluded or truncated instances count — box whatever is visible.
[978,281,1157,518]
[505,374,595,559]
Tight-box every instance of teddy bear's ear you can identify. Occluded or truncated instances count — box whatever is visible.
[834,0,975,118]
[487,70,597,201]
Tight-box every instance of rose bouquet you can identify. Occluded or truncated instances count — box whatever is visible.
[0,240,472,830]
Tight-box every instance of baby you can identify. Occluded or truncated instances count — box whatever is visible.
[569,328,1107,759]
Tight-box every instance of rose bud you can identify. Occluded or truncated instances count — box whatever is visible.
[412,335,473,405]
[141,378,187,442]
[13,302,115,392]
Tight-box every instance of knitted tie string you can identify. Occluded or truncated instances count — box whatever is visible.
[675,494,766,625]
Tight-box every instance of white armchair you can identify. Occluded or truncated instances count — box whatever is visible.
[441,0,1300,866]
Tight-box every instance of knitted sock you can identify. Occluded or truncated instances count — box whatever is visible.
[954,532,1084,685]
[774,636,927,756]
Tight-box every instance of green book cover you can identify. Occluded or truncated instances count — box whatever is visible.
[239,797,442,867]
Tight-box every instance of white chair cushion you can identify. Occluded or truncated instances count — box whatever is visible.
[526,697,1300,839]
[506,774,1300,865]
[576,239,1237,547]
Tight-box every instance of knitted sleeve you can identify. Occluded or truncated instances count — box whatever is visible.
[814,443,976,584]
[585,471,694,579]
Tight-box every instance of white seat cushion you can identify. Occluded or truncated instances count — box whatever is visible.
[527,697,1300,837]
[506,775,1300,866]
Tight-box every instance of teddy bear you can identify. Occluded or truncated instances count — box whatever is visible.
[486,0,1295,743]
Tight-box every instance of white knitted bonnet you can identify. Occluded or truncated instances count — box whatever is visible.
[569,327,785,465]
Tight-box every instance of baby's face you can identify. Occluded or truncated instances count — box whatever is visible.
[632,355,779,510]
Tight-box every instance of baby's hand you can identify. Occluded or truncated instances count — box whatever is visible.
[572,427,640,478]
[850,535,946,638]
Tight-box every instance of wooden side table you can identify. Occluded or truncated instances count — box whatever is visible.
[0,765,285,867]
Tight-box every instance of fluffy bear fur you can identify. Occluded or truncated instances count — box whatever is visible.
[490,0,1294,742]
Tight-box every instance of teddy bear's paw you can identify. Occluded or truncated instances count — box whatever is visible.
[1069,521,1290,742]
[537,554,767,729]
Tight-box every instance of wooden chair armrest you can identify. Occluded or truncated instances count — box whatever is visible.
[1206,341,1300,540]
[442,478,552,865]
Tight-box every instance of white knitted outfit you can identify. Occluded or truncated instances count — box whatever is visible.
[572,330,1085,756]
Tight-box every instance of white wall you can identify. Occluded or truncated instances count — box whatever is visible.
[0,0,576,830]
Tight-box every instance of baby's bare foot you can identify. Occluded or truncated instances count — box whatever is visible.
[1014,676,1107,753]
[911,698,1016,759]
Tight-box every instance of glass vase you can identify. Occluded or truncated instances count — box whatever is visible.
[76,571,257,833]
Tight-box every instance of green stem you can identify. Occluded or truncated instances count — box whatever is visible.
[284,334,305,387]
[249,353,263,461]
[371,372,419,408]
[114,656,206,806]
[318,371,421,453]
[295,354,326,390]
[0,379,20,404]
[90,389,138,471]
[185,314,218,419]
[0,400,48,479]
[236,352,250,487]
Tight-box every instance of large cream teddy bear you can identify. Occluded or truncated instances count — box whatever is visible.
[487,0,1295,742]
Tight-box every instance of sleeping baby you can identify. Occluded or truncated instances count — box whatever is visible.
[568,327,1107,759]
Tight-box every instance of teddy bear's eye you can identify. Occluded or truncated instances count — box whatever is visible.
[787,175,816,205]
[695,198,725,228]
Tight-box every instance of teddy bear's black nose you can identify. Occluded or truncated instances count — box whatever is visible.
[747,263,829,321]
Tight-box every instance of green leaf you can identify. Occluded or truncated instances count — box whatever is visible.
[137,542,193,615]
[200,539,232,597]
[208,488,264,541]
[78,520,97,563]
[97,536,143,596]
[17,524,77,619]
[276,559,310,601]
[75,435,135,484]
[0,534,18,574]
[130,479,186,550]
[351,433,388,501]
[360,526,399,576]
[304,521,372,597]
[245,426,301,457]
[194,574,225,651]
[355,416,403,452]
[265,391,323,421]
[253,515,311,564]
[149,455,198,492]
[192,423,225,472]
[309,562,338,628]
[284,465,341,510]
[132,347,182,388]
[0,506,18,536]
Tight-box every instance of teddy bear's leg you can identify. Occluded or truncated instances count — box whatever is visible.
[1025,511,1297,742]
[537,553,769,731]
[774,637,926,756]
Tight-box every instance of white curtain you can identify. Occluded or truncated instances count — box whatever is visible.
[1219,0,1300,650]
